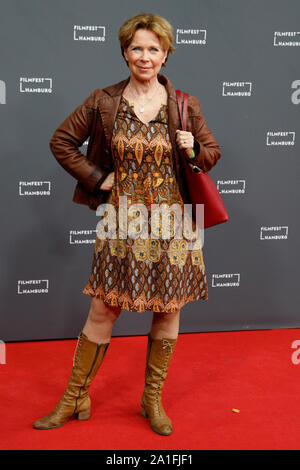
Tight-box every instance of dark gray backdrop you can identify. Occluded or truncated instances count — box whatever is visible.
[1,0,299,341]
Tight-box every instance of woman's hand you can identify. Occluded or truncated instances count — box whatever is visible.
[175,130,194,150]
[99,171,115,191]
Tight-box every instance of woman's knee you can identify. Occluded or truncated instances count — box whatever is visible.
[89,296,121,324]
[152,309,181,323]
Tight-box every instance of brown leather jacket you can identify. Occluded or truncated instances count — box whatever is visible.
[49,73,221,212]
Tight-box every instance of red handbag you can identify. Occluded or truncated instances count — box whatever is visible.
[176,89,229,229]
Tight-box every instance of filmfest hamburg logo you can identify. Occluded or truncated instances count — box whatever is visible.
[274,31,300,46]
[212,274,240,288]
[222,82,252,96]
[20,78,52,93]
[217,180,246,194]
[19,181,51,196]
[260,226,288,240]
[176,28,207,45]
[73,25,105,42]
[266,131,295,146]
[69,230,97,245]
[17,280,49,294]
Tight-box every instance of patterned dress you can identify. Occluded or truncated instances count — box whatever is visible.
[82,95,208,312]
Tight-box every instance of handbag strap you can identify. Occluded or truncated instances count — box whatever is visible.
[176,89,204,173]
[176,89,189,170]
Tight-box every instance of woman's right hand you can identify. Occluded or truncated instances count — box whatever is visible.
[99,171,115,191]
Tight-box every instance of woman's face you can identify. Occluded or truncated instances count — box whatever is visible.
[124,28,167,82]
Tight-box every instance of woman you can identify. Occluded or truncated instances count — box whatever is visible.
[33,13,221,435]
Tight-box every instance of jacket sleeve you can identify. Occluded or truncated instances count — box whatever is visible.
[186,95,221,173]
[49,90,110,194]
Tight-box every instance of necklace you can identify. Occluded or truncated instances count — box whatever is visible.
[127,83,164,113]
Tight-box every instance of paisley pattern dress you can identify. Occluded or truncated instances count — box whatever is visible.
[82,95,208,312]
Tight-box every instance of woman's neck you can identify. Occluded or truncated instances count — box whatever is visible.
[126,75,162,97]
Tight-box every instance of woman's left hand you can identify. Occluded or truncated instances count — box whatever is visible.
[175,130,194,150]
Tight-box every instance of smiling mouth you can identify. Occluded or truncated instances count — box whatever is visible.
[138,66,151,70]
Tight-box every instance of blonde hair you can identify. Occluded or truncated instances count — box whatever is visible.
[118,12,176,67]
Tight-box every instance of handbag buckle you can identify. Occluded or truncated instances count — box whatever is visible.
[189,163,203,173]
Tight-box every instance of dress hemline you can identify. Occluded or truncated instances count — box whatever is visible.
[82,281,208,313]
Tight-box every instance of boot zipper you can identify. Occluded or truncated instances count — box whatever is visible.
[74,344,102,414]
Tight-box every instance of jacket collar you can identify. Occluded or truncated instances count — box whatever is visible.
[98,73,180,149]
[102,73,178,103]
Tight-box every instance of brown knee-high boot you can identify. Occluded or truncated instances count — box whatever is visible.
[33,331,109,430]
[141,333,177,436]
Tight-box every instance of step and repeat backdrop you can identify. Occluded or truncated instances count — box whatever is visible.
[0,0,299,341]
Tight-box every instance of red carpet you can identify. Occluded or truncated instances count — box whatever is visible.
[1,329,300,450]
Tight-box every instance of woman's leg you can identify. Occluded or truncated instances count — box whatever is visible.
[33,296,121,430]
[82,296,122,343]
[141,308,180,436]
[150,308,181,339]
